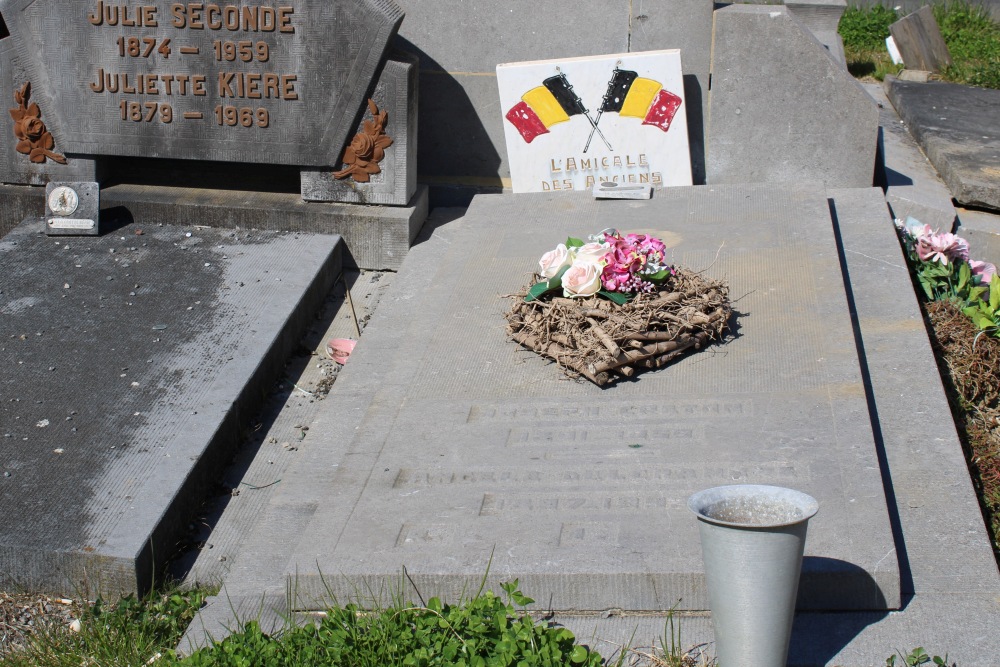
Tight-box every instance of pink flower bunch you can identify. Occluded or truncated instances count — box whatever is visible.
[900,217,970,266]
[595,230,670,293]
[971,259,997,285]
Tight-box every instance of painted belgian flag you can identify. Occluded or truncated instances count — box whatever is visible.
[599,69,682,132]
[505,75,588,144]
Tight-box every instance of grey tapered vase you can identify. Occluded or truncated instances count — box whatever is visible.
[688,485,818,667]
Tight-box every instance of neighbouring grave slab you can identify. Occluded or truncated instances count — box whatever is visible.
[497,50,691,193]
[280,184,901,612]
[301,51,418,205]
[0,220,340,594]
[864,82,956,229]
[885,77,1000,212]
[889,5,952,73]
[707,4,877,188]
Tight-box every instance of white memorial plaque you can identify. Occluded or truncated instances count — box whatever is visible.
[497,50,691,194]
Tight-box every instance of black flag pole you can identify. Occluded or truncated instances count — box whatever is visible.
[584,67,637,153]
[543,73,613,152]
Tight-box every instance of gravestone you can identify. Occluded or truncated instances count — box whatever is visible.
[707,4,877,188]
[889,5,953,73]
[0,0,427,268]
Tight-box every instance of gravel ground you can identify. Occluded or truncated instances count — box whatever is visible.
[0,591,82,655]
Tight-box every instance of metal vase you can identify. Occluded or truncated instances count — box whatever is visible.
[688,485,818,667]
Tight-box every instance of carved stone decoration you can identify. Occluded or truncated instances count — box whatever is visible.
[334,99,393,183]
[9,82,66,165]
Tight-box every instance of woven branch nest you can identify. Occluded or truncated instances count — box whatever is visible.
[505,268,731,386]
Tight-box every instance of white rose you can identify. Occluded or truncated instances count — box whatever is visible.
[575,242,611,264]
[562,260,603,298]
[539,243,572,278]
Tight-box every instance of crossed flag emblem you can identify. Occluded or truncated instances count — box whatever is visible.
[505,68,683,152]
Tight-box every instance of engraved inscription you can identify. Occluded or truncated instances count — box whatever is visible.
[85,1,298,133]
[394,462,805,490]
[506,426,700,447]
[480,493,676,516]
[559,522,620,547]
[395,523,457,548]
[468,400,753,423]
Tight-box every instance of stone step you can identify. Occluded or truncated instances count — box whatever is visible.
[0,219,341,595]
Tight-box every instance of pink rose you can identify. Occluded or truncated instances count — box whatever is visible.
[562,260,603,298]
[971,260,997,286]
[539,243,571,278]
[575,242,611,264]
[915,232,969,265]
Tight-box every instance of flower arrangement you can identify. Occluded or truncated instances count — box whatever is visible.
[506,230,731,386]
[528,229,674,304]
[897,216,999,336]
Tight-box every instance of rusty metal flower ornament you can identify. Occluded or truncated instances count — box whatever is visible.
[334,99,392,183]
[9,82,66,165]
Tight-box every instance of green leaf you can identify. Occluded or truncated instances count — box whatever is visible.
[990,275,1000,311]
[958,261,970,291]
[524,281,552,303]
[598,289,629,305]
[646,269,672,282]
[569,645,589,664]
[565,237,585,248]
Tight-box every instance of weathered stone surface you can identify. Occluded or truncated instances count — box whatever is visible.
[0,0,403,166]
[863,82,956,229]
[628,0,712,184]
[0,182,428,270]
[392,0,633,194]
[254,185,901,613]
[0,221,341,595]
[885,77,1000,212]
[707,5,877,188]
[0,38,99,186]
[301,52,418,206]
[785,0,848,66]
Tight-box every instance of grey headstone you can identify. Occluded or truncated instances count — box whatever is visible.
[0,0,403,166]
[707,5,877,188]
[889,5,953,73]
[628,0,713,184]
[301,51,418,206]
[885,77,1000,212]
[273,185,900,613]
[0,38,99,186]
[956,207,1000,271]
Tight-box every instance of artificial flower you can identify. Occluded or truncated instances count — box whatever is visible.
[539,243,573,278]
[562,260,603,298]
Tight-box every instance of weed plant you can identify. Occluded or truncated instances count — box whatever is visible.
[0,588,206,667]
[172,580,605,667]
[839,1,1000,87]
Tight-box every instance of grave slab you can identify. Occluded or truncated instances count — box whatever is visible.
[889,5,953,73]
[885,77,1000,212]
[278,184,901,612]
[707,5,877,188]
[0,220,341,595]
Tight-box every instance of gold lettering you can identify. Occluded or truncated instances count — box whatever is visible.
[206,4,222,29]
[188,2,204,28]
[90,67,105,92]
[639,153,648,166]
[565,157,577,172]
[170,3,185,27]
[88,0,103,25]
[550,159,561,173]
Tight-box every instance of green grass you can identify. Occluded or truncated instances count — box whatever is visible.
[839,1,1000,88]
[0,588,207,667]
